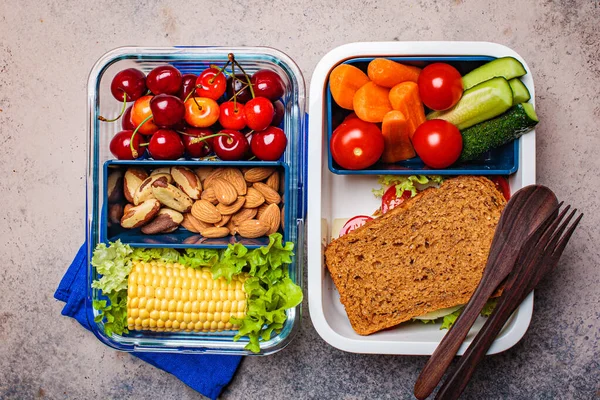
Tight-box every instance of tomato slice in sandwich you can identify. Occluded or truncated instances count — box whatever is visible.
[381,186,412,214]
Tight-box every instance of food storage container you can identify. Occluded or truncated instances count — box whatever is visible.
[307,42,536,355]
[86,46,306,355]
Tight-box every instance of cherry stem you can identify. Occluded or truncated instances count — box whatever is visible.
[248,155,257,161]
[139,143,149,147]
[129,114,152,158]
[189,132,232,145]
[98,94,127,122]
[193,96,202,110]
[227,85,249,102]
[208,60,231,85]
[231,59,238,111]
[229,53,255,99]
[245,130,254,138]
[183,88,197,103]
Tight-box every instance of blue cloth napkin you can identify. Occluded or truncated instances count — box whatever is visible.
[54,243,242,400]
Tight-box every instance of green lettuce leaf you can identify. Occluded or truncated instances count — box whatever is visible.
[131,247,181,263]
[212,243,249,282]
[91,240,133,294]
[480,298,498,317]
[93,290,128,336]
[440,308,462,330]
[179,248,219,269]
[372,175,444,198]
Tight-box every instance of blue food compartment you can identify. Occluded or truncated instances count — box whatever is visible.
[103,160,291,249]
[326,56,519,175]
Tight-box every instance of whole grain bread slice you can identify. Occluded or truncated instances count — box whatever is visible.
[324,176,506,335]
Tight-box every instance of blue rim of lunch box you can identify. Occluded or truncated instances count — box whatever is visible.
[326,56,519,176]
[102,160,291,249]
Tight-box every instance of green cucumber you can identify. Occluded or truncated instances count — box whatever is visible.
[427,77,513,130]
[462,57,527,90]
[459,103,539,162]
[508,78,531,104]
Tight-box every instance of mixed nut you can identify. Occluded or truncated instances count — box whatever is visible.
[107,165,284,239]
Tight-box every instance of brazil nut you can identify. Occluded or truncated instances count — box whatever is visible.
[120,199,161,229]
[123,167,148,203]
[151,178,194,213]
[171,166,202,200]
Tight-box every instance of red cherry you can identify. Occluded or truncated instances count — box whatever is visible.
[219,102,247,130]
[178,74,198,101]
[121,105,136,130]
[150,94,185,127]
[244,97,274,131]
[148,129,185,160]
[272,100,285,127]
[250,126,287,161]
[226,74,252,103]
[147,65,182,95]
[109,130,142,160]
[181,127,214,158]
[195,68,227,100]
[251,69,285,100]
[213,130,249,161]
[110,68,147,102]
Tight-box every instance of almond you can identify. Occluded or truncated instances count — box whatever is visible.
[253,182,281,205]
[124,168,149,203]
[237,219,269,238]
[181,213,200,233]
[183,235,202,244]
[244,187,265,208]
[107,169,124,203]
[265,171,280,192]
[201,226,230,238]
[150,167,172,177]
[151,178,193,213]
[223,167,247,195]
[203,168,226,188]
[121,199,161,229]
[231,207,257,225]
[214,214,231,227]
[216,196,246,215]
[244,167,274,182]
[226,219,238,235]
[141,208,183,235]
[194,166,215,184]
[258,203,281,235]
[256,203,270,219]
[133,173,170,205]
[212,178,238,205]
[191,199,222,224]
[201,187,219,205]
[187,213,213,232]
[171,166,202,200]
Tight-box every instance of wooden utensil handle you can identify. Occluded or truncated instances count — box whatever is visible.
[413,283,495,400]
[435,290,531,400]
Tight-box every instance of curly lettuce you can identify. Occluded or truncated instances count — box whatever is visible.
[372,175,444,198]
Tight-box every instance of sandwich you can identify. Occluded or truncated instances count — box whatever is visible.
[324,176,506,335]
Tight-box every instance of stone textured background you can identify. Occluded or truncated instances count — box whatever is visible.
[1,0,598,399]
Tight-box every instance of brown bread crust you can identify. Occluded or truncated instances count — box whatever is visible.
[324,176,506,335]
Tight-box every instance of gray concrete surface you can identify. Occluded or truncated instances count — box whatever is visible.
[1,0,599,399]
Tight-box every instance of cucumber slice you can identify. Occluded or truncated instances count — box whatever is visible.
[508,78,531,104]
[414,305,463,321]
[459,103,539,162]
[427,77,513,130]
[462,57,527,90]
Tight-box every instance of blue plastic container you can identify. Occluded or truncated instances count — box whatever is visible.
[326,56,518,175]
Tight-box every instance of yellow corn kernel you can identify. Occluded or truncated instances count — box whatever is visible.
[127,262,246,333]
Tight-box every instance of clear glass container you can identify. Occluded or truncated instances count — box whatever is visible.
[86,46,306,355]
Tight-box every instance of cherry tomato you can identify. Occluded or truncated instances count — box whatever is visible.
[330,119,384,170]
[381,186,412,214]
[418,63,463,111]
[490,176,511,201]
[412,119,462,169]
[339,215,373,237]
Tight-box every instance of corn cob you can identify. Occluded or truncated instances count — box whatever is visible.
[127,261,247,333]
